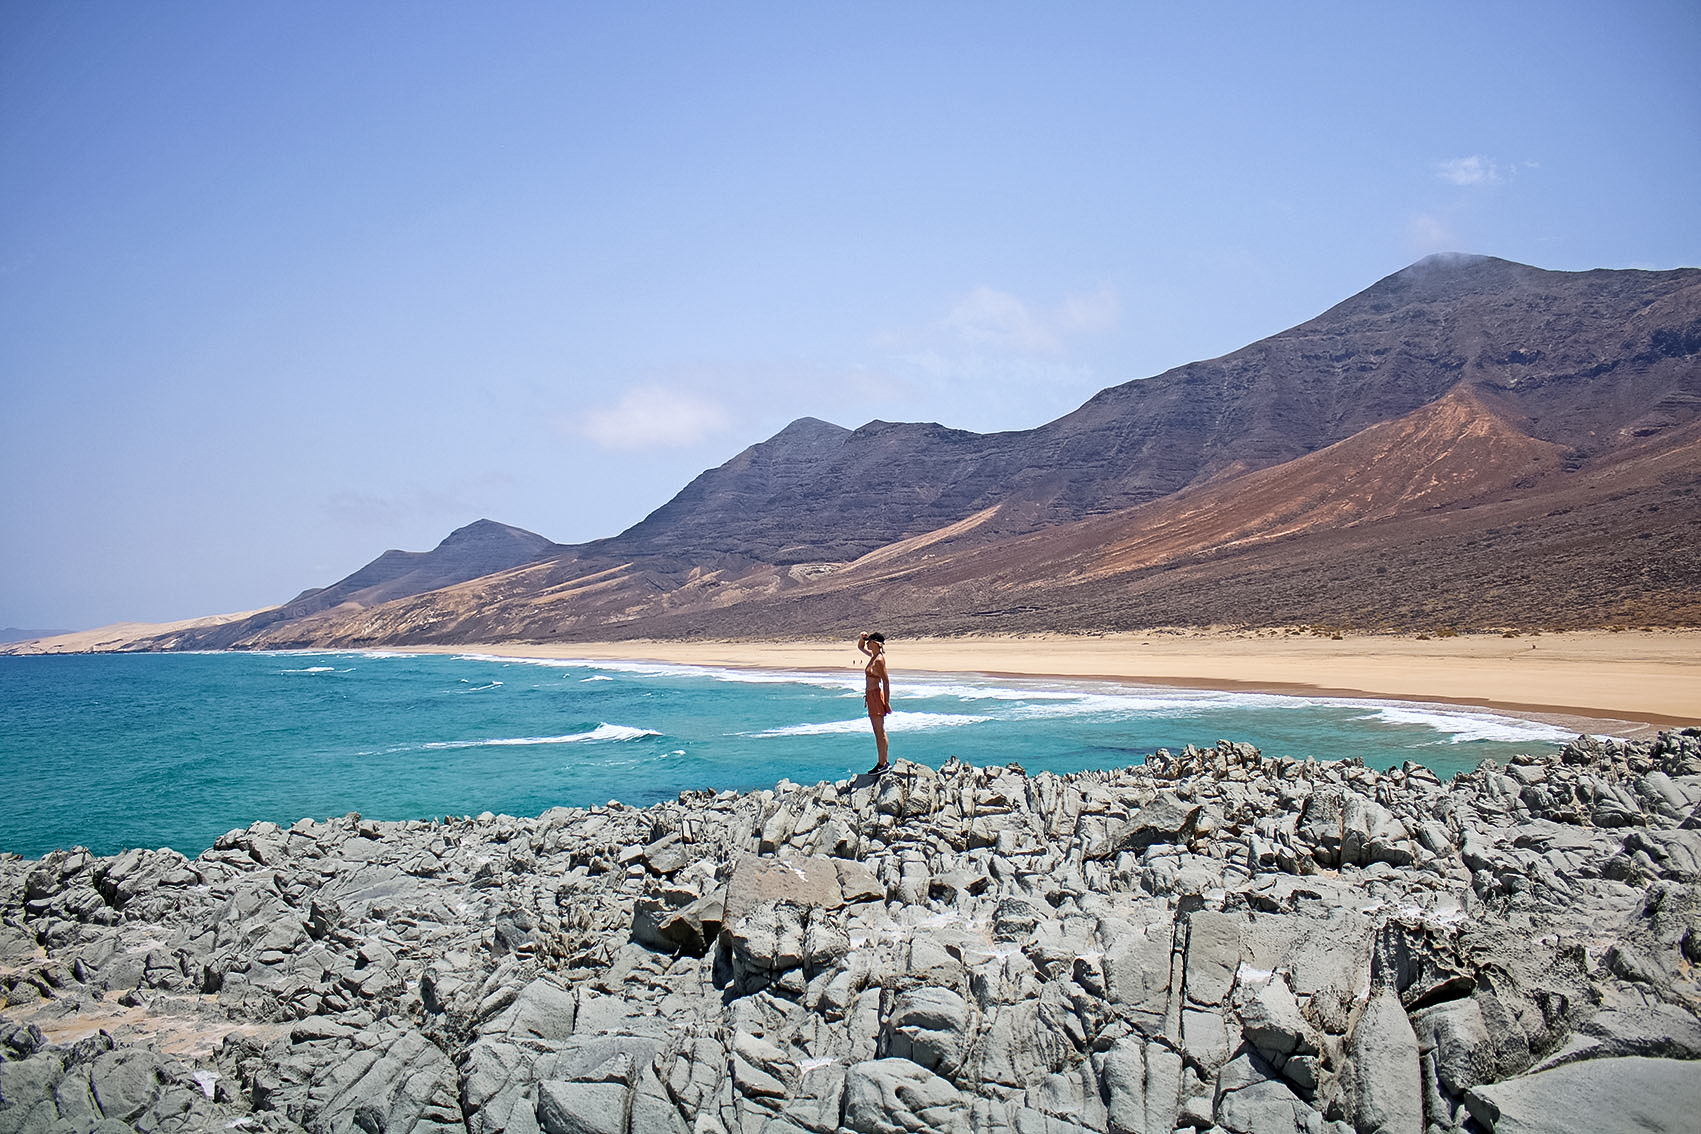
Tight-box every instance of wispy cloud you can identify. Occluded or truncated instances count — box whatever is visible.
[940,286,1060,352]
[863,284,1124,430]
[1408,212,1459,255]
[880,284,1121,356]
[575,385,730,450]
[1435,155,1536,187]
[560,287,1122,454]
[1436,155,1502,186]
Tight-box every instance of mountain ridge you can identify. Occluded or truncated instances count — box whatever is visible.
[9,254,1697,653]
[587,255,1701,567]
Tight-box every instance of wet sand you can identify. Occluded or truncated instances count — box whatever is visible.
[435,628,1701,740]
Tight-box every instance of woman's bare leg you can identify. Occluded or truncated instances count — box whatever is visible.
[869,708,889,768]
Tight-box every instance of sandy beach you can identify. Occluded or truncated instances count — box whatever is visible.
[431,628,1700,739]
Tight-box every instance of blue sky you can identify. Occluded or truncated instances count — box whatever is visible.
[3,2,1698,629]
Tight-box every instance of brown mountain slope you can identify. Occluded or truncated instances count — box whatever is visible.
[592,255,1701,564]
[594,418,1701,638]
[119,518,565,651]
[88,255,1700,651]
[585,392,1701,636]
[989,385,1571,581]
[168,388,1699,648]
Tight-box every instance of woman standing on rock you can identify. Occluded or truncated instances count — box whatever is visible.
[859,631,891,775]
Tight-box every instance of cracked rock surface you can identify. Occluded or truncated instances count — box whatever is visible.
[4,729,1701,1133]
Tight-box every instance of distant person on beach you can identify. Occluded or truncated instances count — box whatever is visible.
[859,631,891,774]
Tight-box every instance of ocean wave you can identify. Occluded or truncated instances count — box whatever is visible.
[428,652,1574,749]
[998,691,1267,720]
[457,680,504,691]
[749,711,992,738]
[1354,706,1573,745]
[897,681,1084,702]
[581,675,613,682]
[281,666,337,674]
[421,723,660,750]
[452,653,864,692]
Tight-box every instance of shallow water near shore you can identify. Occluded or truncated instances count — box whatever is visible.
[0,650,1576,858]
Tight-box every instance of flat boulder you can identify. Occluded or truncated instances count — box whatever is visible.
[1465,1055,1701,1134]
[721,854,843,926]
[482,976,577,1042]
[1184,912,1243,1007]
[302,1027,466,1134]
[0,923,37,965]
[536,1079,628,1134]
[1411,997,1495,1094]
[836,858,885,904]
[1348,986,1422,1134]
[1110,794,1201,856]
[89,1048,165,1123]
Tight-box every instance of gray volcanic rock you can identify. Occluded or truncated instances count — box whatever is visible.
[4,728,1701,1133]
[1464,1055,1701,1134]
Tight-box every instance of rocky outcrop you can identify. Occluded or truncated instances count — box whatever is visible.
[4,729,1701,1132]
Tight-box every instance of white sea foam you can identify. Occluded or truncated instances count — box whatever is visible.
[413,652,1573,752]
[421,723,659,750]
[895,674,1323,720]
[281,666,336,674]
[749,711,991,738]
[999,691,1260,720]
[898,681,1084,702]
[1354,706,1572,744]
[451,653,864,692]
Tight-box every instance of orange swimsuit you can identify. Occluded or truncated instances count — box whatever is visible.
[865,655,886,713]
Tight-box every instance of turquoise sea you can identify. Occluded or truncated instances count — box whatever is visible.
[0,650,1577,860]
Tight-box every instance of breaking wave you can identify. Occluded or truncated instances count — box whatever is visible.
[749,711,992,738]
[1354,706,1574,745]
[420,723,660,749]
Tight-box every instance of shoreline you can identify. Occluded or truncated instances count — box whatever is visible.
[410,628,1701,740]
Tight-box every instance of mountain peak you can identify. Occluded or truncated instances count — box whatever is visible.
[1407,251,1497,270]
[761,417,853,454]
[1395,252,1536,287]
[1318,253,1552,319]
[435,518,556,554]
[775,416,849,437]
